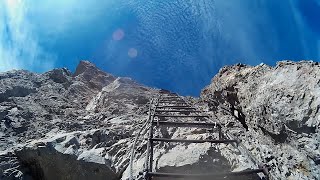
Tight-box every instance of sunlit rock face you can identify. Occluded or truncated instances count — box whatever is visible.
[201,60,320,179]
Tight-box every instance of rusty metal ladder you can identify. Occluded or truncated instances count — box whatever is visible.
[141,92,270,179]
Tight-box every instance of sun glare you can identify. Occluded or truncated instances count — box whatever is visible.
[112,29,125,41]
[5,0,19,8]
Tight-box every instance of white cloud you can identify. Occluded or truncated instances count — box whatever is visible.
[0,0,56,72]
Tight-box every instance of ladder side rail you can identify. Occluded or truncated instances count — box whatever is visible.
[129,98,153,180]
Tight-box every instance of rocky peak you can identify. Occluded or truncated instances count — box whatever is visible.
[73,60,117,90]
[44,68,72,84]
[73,60,97,77]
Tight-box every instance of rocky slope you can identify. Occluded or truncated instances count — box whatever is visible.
[201,61,320,179]
[0,61,157,179]
[0,60,319,180]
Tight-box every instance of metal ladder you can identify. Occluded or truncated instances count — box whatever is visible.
[141,92,270,179]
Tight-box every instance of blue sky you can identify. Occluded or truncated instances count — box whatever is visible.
[0,0,319,96]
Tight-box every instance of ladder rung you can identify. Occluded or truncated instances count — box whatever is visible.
[155,115,209,118]
[160,97,181,99]
[156,108,196,110]
[152,121,219,128]
[158,104,189,106]
[155,110,201,113]
[156,106,195,109]
[158,102,188,104]
[147,168,265,178]
[160,99,181,101]
[159,100,185,102]
[159,96,183,100]
[159,102,186,104]
[160,95,179,97]
[151,138,237,144]
[159,100,183,102]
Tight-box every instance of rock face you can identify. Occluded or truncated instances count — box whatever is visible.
[0,60,319,180]
[201,61,320,179]
[14,131,117,180]
[73,60,116,90]
[0,60,156,179]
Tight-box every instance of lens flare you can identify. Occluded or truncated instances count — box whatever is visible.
[128,48,138,58]
[112,29,124,41]
[5,0,19,8]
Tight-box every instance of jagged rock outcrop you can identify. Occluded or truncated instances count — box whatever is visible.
[0,60,156,179]
[201,61,320,180]
[14,131,117,180]
[73,60,117,90]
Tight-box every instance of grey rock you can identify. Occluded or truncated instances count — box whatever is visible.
[0,149,36,180]
[1,60,319,180]
[73,60,116,90]
[44,68,72,87]
[201,60,320,180]
[0,70,37,102]
[14,131,117,180]
[0,60,156,179]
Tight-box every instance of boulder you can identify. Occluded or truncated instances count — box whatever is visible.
[14,131,117,180]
